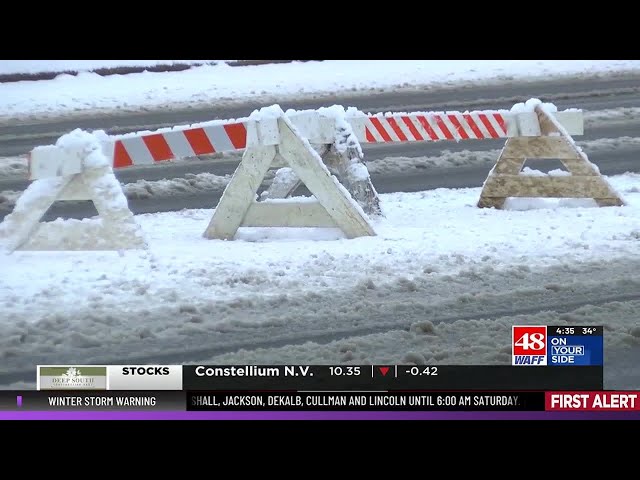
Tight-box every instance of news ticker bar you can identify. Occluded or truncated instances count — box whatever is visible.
[37,365,603,391]
[2,391,638,412]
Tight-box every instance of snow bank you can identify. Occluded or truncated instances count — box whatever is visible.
[1,173,639,318]
[1,175,639,387]
[197,299,639,376]
[0,156,28,178]
[123,173,231,199]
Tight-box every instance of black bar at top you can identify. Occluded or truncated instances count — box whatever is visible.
[547,326,603,336]
[183,365,602,391]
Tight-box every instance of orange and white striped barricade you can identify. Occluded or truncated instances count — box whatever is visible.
[342,100,622,208]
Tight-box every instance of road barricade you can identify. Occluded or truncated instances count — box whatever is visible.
[0,98,623,251]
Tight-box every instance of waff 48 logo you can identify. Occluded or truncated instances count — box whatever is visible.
[512,326,547,366]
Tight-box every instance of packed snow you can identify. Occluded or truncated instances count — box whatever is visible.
[1,60,639,121]
[584,107,640,126]
[195,301,640,388]
[0,156,28,178]
[0,174,639,388]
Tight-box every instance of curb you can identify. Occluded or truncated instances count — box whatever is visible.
[0,60,321,84]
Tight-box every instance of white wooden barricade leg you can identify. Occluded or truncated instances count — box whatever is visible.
[203,110,375,240]
[0,130,146,252]
[261,109,382,217]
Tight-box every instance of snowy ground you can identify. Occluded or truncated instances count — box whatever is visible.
[1,60,639,121]
[0,174,639,388]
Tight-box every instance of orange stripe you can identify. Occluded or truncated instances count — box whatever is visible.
[370,117,393,142]
[416,116,438,140]
[142,134,174,162]
[402,116,424,141]
[478,113,499,138]
[386,117,408,142]
[365,128,375,142]
[113,141,133,168]
[224,123,247,149]
[183,128,215,155]
[463,114,484,138]
[493,113,507,135]
[448,115,469,140]
[435,115,454,140]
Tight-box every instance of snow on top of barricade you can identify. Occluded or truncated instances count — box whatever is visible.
[510,98,558,114]
[277,106,374,227]
[315,105,364,157]
[111,114,252,140]
[111,104,333,141]
[55,128,110,168]
[508,98,579,113]
[248,104,286,119]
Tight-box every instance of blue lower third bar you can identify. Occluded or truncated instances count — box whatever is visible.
[548,335,603,366]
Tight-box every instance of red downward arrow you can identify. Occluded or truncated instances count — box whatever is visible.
[379,367,390,376]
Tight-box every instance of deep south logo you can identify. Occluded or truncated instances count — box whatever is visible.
[38,366,107,390]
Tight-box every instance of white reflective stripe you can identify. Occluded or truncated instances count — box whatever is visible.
[163,130,195,158]
[395,116,417,141]
[446,113,467,138]
[380,118,401,142]
[406,116,429,141]
[120,137,155,165]
[365,120,385,142]
[471,113,491,138]
[426,115,447,140]
[487,114,507,137]
[204,125,235,152]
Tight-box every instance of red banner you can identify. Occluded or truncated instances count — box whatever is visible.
[546,391,639,411]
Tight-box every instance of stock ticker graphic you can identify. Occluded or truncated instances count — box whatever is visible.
[0,325,636,418]
[512,325,604,366]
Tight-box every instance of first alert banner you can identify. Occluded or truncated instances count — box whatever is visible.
[545,391,639,411]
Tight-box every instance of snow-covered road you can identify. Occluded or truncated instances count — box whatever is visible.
[1,178,639,388]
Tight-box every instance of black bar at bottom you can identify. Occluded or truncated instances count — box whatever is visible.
[186,391,545,411]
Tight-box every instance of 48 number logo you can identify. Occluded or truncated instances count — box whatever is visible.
[514,332,545,351]
[512,326,547,356]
